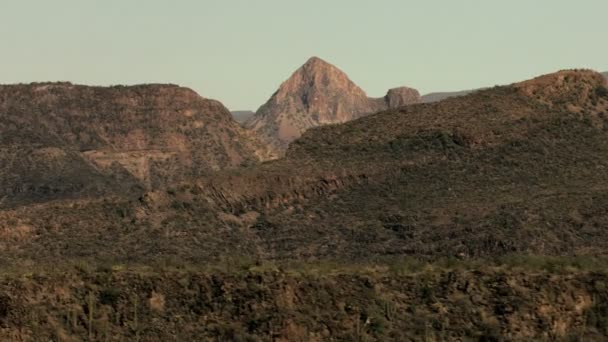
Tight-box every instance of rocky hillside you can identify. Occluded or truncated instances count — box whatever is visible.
[1,260,608,341]
[245,57,420,152]
[3,70,608,340]
[0,83,270,207]
[419,69,608,104]
[195,70,608,260]
[3,70,608,266]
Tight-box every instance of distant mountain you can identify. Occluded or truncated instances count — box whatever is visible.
[421,89,480,103]
[0,83,270,207]
[246,57,420,153]
[231,110,255,124]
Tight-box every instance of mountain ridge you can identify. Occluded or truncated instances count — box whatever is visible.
[0,82,271,207]
[3,70,607,259]
[190,69,608,259]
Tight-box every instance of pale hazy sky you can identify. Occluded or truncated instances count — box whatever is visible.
[1,0,606,110]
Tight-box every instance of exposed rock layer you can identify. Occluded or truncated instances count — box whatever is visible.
[0,82,269,206]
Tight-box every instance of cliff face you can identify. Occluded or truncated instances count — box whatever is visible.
[0,82,270,206]
[246,57,420,153]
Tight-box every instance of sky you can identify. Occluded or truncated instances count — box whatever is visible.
[1,1,607,111]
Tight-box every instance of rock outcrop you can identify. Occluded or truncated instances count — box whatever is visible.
[384,87,421,107]
[246,57,420,153]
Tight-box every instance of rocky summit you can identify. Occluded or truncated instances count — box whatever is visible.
[245,57,420,153]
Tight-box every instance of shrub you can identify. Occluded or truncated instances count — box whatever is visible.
[596,86,608,98]
[99,288,121,306]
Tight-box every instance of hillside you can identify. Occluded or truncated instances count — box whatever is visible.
[1,70,607,265]
[198,70,608,260]
[245,57,420,152]
[3,70,608,340]
[1,260,608,341]
[0,83,270,207]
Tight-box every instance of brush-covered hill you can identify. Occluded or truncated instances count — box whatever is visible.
[246,57,420,153]
[0,82,271,207]
[3,70,608,266]
[198,69,608,259]
[3,70,608,341]
[2,261,608,341]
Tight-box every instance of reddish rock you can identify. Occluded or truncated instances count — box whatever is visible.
[246,57,420,153]
[384,87,421,108]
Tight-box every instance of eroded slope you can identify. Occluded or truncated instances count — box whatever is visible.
[0,82,270,206]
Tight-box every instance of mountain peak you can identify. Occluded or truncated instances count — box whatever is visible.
[246,58,420,153]
[303,56,330,66]
[299,56,340,73]
[285,57,354,89]
[298,56,341,75]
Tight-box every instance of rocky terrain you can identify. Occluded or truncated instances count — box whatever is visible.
[2,69,608,340]
[1,260,608,341]
[0,83,271,207]
[2,69,607,264]
[245,57,420,152]
[169,70,605,261]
